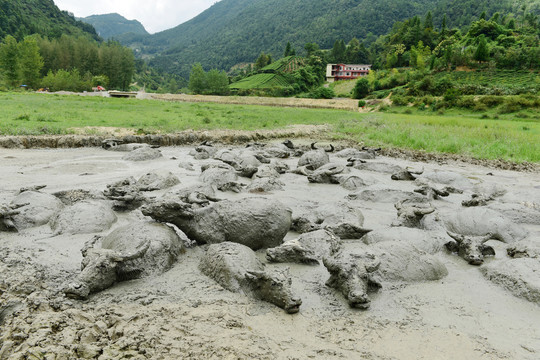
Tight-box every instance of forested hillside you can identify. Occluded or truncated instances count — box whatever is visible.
[117,0,535,79]
[0,0,99,41]
[79,13,148,40]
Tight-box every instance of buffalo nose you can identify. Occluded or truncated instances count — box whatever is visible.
[468,257,484,265]
[349,291,370,304]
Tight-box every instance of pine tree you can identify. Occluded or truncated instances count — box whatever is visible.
[474,35,489,62]
[284,42,292,57]
[440,14,448,38]
[0,35,20,87]
[424,11,434,30]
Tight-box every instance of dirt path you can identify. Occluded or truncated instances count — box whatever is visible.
[150,93,360,111]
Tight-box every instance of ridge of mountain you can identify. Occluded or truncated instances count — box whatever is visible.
[78,13,149,40]
[0,0,99,40]
[116,0,526,78]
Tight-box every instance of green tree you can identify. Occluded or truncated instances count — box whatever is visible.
[424,11,433,30]
[0,35,20,87]
[284,42,293,57]
[304,42,320,57]
[18,36,44,88]
[331,40,346,62]
[206,69,229,95]
[255,52,272,70]
[441,14,448,38]
[352,78,370,99]
[474,35,489,62]
[188,63,206,94]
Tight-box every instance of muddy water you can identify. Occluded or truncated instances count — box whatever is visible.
[1,146,539,359]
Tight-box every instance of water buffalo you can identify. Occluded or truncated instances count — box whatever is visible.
[297,143,332,170]
[323,252,382,309]
[266,229,342,265]
[307,163,349,184]
[8,191,64,230]
[63,222,184,299]
[200,242,302,313]
[445,231,496,265]
[142,197,291,250]
[0,203,25,231]
[393,200,435,228]
[391,168,424,181]
[324,240,448,309]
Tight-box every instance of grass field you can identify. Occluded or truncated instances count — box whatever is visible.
[0,92,538,163]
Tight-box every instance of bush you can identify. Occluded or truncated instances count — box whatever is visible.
[358,100,366,107]
[443,88,461,103]
[41,69,92,92]
[479,95,504,107]
[391,95,409,106]
[474,102,488,112]
[352,78,370,99]
[308,86,335,99]
[456,96,476,109]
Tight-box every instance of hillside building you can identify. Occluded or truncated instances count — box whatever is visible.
[326,64,371,82]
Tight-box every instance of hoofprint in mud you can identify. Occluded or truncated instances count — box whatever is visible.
[0,142,539,359]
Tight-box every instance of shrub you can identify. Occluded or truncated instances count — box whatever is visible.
[443,88,461,103]
[352,78,370,99]
[391,95,409,106]
[456,96,476,109]
[309,86,335,99]
[474,102,488,112]
[358,100,366,107]
[479,95,504,107]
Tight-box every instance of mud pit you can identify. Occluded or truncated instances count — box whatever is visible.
[1,144,539,359]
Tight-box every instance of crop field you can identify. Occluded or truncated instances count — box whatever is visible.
[229,73,290,89]
[261,56,306,73]
[0,93,538,163]
[435,70,540,90]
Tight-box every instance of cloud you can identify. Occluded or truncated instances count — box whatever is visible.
[54,0,219,33]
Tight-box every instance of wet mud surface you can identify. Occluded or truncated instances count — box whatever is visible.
[1,144,539,359]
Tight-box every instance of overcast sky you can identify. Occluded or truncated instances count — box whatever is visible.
[54,0,220,34]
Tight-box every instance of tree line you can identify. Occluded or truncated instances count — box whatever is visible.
[0,34,135,91]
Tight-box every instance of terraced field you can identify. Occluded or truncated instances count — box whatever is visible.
[230,73,290,89]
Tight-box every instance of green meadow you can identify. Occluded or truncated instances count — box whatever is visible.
[0,93,538,163]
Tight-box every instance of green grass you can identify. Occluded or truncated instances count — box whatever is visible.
[1,93,538,163]
[329,79,356,97]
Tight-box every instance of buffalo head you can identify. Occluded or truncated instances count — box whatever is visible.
[245,268,302,314]
[445,231,496,265]
[323,253,381,309]
[64,236,150,299]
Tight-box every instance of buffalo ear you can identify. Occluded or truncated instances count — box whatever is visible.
[368,277,383,292]
[445,241,459,253]
[482,245,496,257]
[245,270,265,281]
[322,256,338,273]
[365,258,381,273]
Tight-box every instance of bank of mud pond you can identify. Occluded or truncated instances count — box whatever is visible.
[0,128,538,172]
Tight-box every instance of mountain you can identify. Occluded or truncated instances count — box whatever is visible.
[79,13,149,40]
[0,0,99,40]
[119,0,533,79]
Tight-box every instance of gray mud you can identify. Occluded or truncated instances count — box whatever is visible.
[1,145,539,359]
